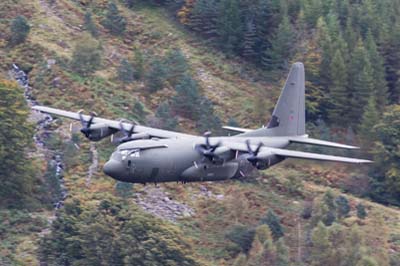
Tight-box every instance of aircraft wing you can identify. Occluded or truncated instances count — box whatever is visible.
[288,136,359,149]
[32,106,193,139]
[223,142,372,164]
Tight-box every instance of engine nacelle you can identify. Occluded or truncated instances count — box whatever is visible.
[81,123,117,141]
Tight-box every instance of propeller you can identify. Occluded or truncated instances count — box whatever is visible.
[195,131,222,161]
[79,111,96,138]
[245,140,263,167]
[115,121,136,143]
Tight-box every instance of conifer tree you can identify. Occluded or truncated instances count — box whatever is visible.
[311,222,332,266]
[191,0,218,37]
[335,195,350,218]
[10,15,30,45]
[356,203,367,219]
[359,96,379,144]
[349,40,374,125]
[155,102,178,130]
[172,74,201,119]
[117,59,134,84]
[260,210,284,239]
[262,15,294,70]
[383,21,400,104]
[84,12,98,37]
[196,97,222,133]
[217,0,243,54]
[276,238,290,266]
[370,105,400,205]
[365,31,388,109]
[146,57,167,92]
[328,49,350,125]
[242,20,257,60]
[303,0,323,27]
[344,19,357,53]
[102,2,126,36]
[163,48,189,87]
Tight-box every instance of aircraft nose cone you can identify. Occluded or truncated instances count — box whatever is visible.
[103,159,123,179]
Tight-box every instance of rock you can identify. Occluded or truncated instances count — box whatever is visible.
[134,186,195,223]
[216,194,224,200]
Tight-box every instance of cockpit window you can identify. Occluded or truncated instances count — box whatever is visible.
[129,149,140,158]
[120,149,140,160]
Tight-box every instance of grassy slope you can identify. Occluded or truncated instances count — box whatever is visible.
[1,0,399,265]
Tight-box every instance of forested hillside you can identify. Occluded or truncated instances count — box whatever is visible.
[0,0,400,265]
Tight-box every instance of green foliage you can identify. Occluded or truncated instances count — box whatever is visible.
[84,12,98,37]
[10,15,30,45]
[133,100,146,121]
[133,48,145,80]
[275,238,290,266]
[356,203,367,220]
[232,253,247,266]
[117,58,135,84]
[359,96,379,144]
[146,57,167,92]
[310,222,331,265]
[124,0,135,9]
[115,182,133,198]
[328,49,350,125]
[171,74,221,132]
[370,105,400,205]
[102,1,126,35]
[348,40,374,125]
[196,97,222,133]
[163,48,189,87]
[70,34,102,76]
[225,225,255,254]
[172,74,201,119]
[356,256,378,266]
[39,197,202,266]
[155,101,179,130]
[335,195,350,219]
[260,210,284,239]
[216,0,243,54]
[0,80,35,207]
[262,15,294,70]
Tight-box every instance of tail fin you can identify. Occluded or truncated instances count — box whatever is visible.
[243,62,306,137]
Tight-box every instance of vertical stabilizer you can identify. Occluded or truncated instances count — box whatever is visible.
[242,62,306,137]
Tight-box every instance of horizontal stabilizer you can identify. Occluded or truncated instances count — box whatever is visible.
[289,136,359,150]
[223,126,253,133]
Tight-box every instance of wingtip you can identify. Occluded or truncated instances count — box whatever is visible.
[358,159,374,164]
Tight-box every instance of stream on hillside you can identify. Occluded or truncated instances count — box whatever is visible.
[11,64,68,211]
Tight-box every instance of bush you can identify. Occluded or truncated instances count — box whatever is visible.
[225,225,255,254]
[260,210,284,239]
[336,196,350,218]
[70,34,102,76]
[356,203,367,219]
[10,16,30,45]
[102,1,126,35]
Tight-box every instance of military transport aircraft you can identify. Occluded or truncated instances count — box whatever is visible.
[32,62,371,184]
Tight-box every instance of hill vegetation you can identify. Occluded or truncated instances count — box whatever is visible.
[0,0,400,265]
